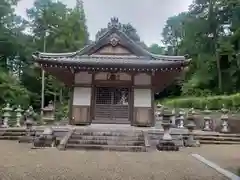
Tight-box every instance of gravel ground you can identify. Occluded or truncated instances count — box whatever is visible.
[0,141,231,180]
[184,145,240,175]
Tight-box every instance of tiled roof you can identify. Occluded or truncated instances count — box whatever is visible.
[34,55,189,68]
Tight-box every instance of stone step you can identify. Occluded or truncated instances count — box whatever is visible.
[0,136,22,140]
[67,139,145,146]
[0,129,27,132]
[199,140,240,144]
[73,131,142,137]
[70,134,144,141]
[66,144,147,152]
[195,136,240,141]
[0,132,26,136]
[194,133,240,138]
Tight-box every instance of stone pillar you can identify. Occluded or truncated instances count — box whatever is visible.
[185,108,200,147]
[203,106,211,131]
[15,105,23,127]
[1,103,12,128]
[133,88,153,127]
[156,109,179,151]
[221,105,229,133]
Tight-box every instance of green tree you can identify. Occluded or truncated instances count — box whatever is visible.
[148,44,165,54]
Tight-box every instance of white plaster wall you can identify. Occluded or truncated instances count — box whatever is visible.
[119,73,131,81]
[74,72,92,84]
[134,89,151,107]
[73,87,91,106]
[95,72,107,80]
[134,73,151,85]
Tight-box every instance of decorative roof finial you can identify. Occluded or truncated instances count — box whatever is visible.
[108,17,121,29]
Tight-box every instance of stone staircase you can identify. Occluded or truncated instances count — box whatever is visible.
[0,128,37,140]
[194,134,240,145]
[148,131,240,146]
[59,128,147,152]
[1,127,240,148]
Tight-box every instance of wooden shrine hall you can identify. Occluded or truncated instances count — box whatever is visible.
[33,18,190,127]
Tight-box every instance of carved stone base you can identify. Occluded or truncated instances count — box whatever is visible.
[32,135,57,148]
[156,140,179,151]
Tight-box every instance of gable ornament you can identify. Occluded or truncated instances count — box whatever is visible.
[109,37,120,46]
[107,17,121,29]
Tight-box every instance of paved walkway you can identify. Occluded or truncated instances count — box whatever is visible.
[0,141,232,180]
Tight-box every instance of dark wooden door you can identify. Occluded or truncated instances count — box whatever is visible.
[94,87,130,123]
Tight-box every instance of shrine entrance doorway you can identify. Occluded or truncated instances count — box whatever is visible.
[93,87,131,124]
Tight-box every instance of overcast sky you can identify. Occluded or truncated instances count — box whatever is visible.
[15,0,192,45]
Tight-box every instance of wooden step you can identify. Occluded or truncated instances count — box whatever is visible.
[66,144,147,152]
[91,120,130,124]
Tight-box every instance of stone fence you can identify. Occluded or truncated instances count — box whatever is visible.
[155,104,240,133]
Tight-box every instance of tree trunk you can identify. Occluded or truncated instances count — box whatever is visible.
[214,36,222,93]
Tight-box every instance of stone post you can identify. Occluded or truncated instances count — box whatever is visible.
[203,106,211,131]
[221,105,229,133]
[156,108,179,151]
[1,103,12,128]
[185,108,200,147]
[178,109,185,128]
[15,105,23,127]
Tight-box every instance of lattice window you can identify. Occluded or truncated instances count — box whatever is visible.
[94,87,130,121]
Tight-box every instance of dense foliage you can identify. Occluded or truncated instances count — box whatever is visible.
[1,0,240,114]
[161,93,240,110]
[162,0,240,96]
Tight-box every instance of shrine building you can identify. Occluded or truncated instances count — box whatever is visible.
[33,18,190,127]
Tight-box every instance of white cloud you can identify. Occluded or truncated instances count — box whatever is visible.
[15,0,192,45]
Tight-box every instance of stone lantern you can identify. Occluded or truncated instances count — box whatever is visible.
[1,103,12,128]
[171,108,176,126]
[185,108,200,147]
[203,106,212,131]
[19,106,35,143]
[156,108,179,151]
[221,105,229,133]
[15,105,23,127]
[178,109,185,128]
[42,101,55,124]
[25,106,35,129]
